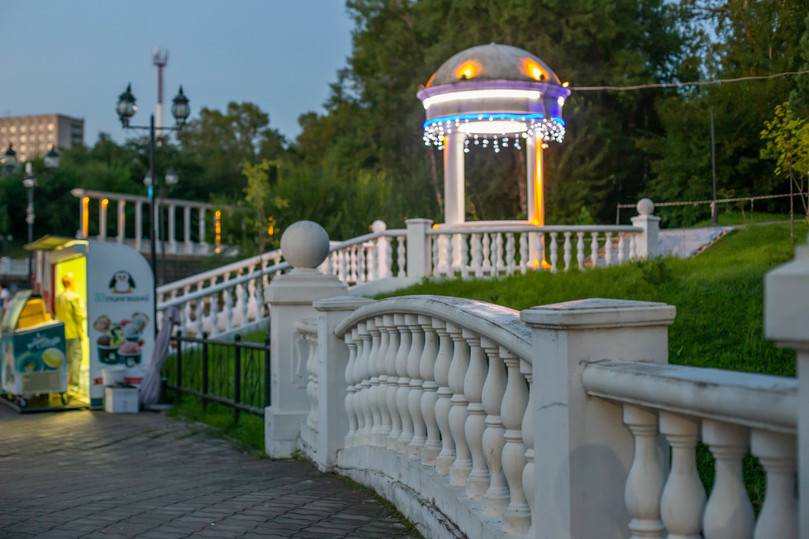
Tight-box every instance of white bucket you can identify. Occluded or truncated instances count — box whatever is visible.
[102,367,126,386]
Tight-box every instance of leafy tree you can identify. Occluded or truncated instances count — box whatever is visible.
[761,102,809,220]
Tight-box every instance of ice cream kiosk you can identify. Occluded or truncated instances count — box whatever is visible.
[1,290,68,409]
[26,236,155,409]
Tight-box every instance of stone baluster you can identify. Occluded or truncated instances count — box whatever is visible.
[623,404,665,539]
[183,206,192,253]
[349,323,365,444]
[447,322,472,486]
[198,207,206,249]
[367,318,383,446]
[431,235,439,276]
[306,333,318,430]
[460,234,469,279]
[418,315,441,465]
[750,430,797,539]
[659,412,706,539]
[505,233,516,276]
[463,329,489,498]
[494,233,504,276]
[222,288,233,334]
[116,200,126,243]
[605,231,614,266]
[702,421,754,539]
[386,314,403,449]
[501,348,530,534]
[590,232,599,268]
[471,233,483,278]
[374,315,392,446]
[168,204,177,252]
[576,231,585,270]
[135,201,143,250]
[394,314,413,452]
[433,319,455,475]
[550,232,559,273]
[358,244,367,283]
[384,237,393,279]
[358,321,373,445]
[406,314,426,458]
[618,234,626,264]
[563,231,572,271]
[344,328,359,447]
[480,338,508,515]
[482,233,491,274]
[207,291,219,336]
[397,237,406,277]
[521,369,534,531]
[518,233,528,274]
[193,298,204,336]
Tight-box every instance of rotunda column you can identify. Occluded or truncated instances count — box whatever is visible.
[443,133,465,225]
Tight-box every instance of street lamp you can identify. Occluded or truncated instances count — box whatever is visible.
[22,162,36,284]
[116,82,190,329]
[3,144,17,175]
[44,146,60,169]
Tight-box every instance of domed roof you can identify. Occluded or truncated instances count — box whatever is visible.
[425,43,561,87]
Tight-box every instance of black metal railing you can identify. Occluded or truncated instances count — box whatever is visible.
[166,332,270,419]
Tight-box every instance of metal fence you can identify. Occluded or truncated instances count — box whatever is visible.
[166,332,270,419]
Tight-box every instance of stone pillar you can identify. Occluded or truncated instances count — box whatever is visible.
[312,295,374,470]
[134,201,143,250]
[765,235,809,539]
[526,136,544,266]
[520,298,676,539]
[117,200,126,243]
[405,218,433,279]
[444,132,465,225]
[631,198,660,259]
[265,220,348,458]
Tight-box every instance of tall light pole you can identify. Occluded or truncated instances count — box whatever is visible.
[116,83,190,331]
[21,150,58,287]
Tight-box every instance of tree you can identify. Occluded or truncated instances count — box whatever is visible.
[761,102,809,220]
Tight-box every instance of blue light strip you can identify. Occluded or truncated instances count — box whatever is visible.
[424,112,565,128]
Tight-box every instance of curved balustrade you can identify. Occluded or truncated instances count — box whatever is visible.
[583,360,798,539]
[333,295,534,538]
[428,224,641,277]
[295,318,320,455]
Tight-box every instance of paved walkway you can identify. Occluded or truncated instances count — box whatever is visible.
[0,406,419,539]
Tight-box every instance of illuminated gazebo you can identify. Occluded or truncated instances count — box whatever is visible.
[417,43,569,227]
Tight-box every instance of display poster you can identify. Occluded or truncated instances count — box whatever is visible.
[86,241,154,408]
[2,322,67,396]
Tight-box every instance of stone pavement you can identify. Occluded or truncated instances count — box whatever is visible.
[0,406,420,539]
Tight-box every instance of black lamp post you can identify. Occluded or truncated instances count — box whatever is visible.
[116,82,190,331]
[19,151,59,287]
[3,144,17,176]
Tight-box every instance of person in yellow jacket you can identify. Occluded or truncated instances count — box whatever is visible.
[56,273,85,391]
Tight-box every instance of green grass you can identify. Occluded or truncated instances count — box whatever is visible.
[168,396,266,455]
[692,211,804,227]
[383,223,806,377]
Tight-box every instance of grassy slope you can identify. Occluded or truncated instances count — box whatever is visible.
[382,223,808,377]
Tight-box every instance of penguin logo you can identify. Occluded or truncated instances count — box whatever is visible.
[109,270,136,294]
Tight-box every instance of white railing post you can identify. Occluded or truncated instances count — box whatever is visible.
[265,221,348,458]
[116,200,125,243]
[168,204,177,253]
[183,206,192,254]
[521,298,676,539]
[765,234,809,538]
[198,207,207,252]
[631,198,660,259]
[312,296,374,470]
[405,218,433,278]
[98,198,108,240]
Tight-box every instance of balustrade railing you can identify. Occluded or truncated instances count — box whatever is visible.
[71,188,218,255]
[582,360,798,539]
[331,296,535,537]
[295,318,320,454]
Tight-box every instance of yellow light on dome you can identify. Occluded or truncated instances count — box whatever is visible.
[454,60,482,81]
[521,58,548,82]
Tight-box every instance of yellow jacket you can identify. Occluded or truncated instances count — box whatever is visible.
[56,289,85,340]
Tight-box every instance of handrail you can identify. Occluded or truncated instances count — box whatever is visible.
[158,260,291,309]
[157,249,282,294]
[294,317,318,335]
[427,224,642,235]
[582,359,797,433]
[70,188,218,209]
[334,295,532,363]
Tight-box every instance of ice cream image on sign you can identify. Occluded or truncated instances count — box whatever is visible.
[93,313,148,367]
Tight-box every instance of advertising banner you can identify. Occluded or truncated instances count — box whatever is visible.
[2,322,67,396]
[86,241,154,408]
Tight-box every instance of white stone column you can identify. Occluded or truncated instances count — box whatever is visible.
[526,136,542,266]
[198,207,207,252]
[764,235,809,539]
[631,198,660,259]
[444,132,465,225]
[521,298,676,539]
[265,221,348,458]
[99,199,108,239]
[405,218,433,279]
[312,295,374,470]
[183,205,192,254]
[168,204,177,253]
[134,201,143,250]
[116,200,126,243]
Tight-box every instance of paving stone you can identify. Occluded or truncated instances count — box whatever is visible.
[0,406,420,538]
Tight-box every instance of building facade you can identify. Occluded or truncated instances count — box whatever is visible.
[0,114,84,161]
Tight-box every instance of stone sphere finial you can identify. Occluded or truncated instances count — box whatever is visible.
[371,220,387,233]
[637,198,655,216]
[281,221,330,269]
